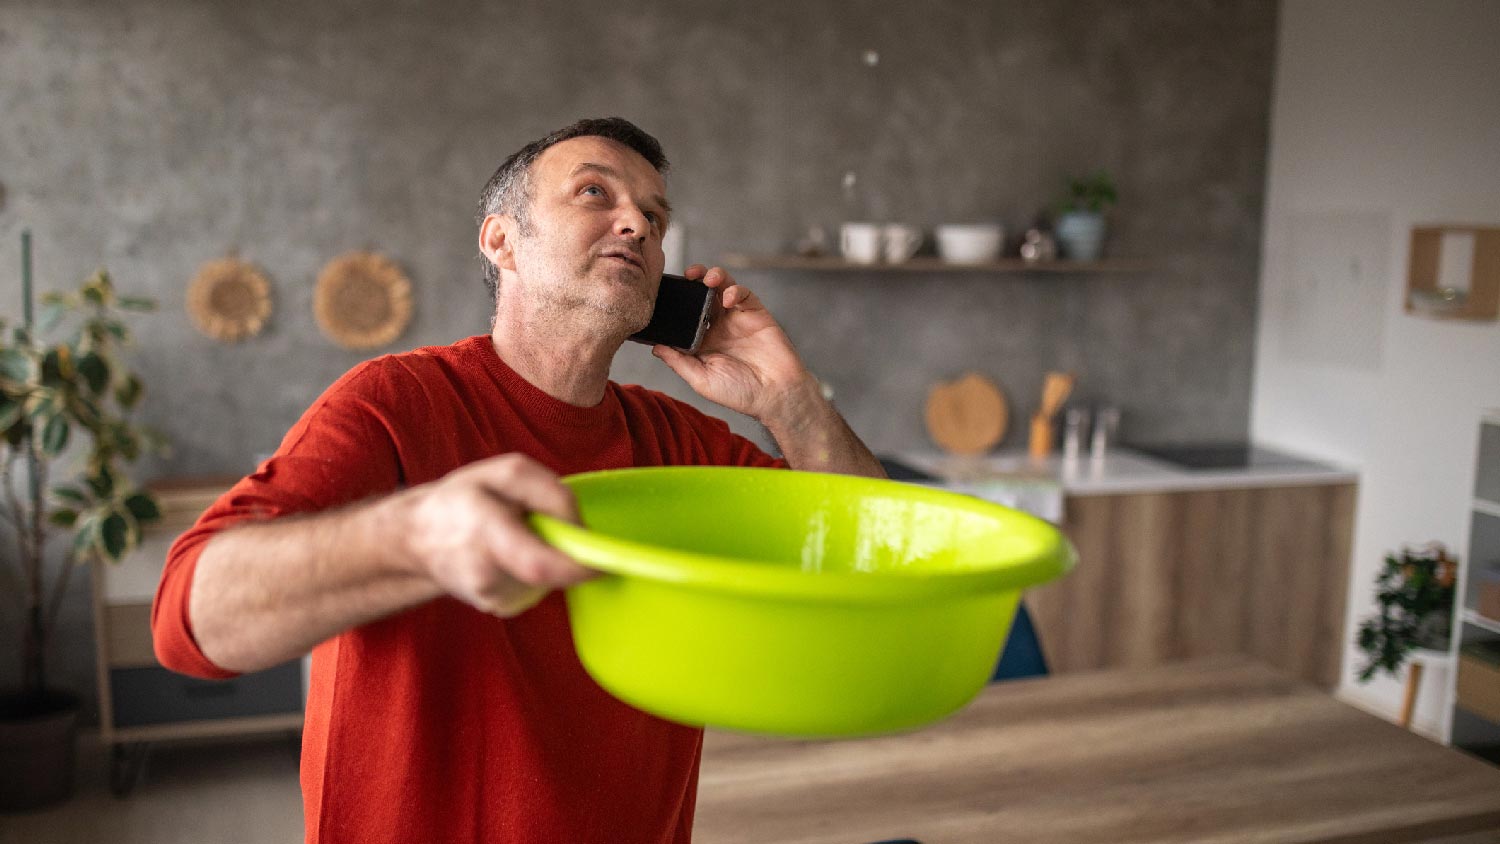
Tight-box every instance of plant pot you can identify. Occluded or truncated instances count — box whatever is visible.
[1415,609,1453,652]
[1054,211,1107,261]
[0,689,80,812]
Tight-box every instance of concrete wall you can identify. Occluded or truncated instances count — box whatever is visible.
[0,0,1278,716]
[1250,0,1500,735]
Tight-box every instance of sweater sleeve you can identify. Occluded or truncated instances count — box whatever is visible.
[151,362,407,679]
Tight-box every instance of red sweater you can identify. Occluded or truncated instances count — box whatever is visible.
[151,335,784,843]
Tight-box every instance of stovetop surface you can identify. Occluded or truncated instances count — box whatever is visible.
[1129,442,1322,470]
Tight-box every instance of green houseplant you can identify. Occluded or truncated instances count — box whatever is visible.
[1053,171,1118,262]
[1,232,166,810]
[1355,543,1458,683]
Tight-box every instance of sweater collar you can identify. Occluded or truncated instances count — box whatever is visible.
[464,335,619,429]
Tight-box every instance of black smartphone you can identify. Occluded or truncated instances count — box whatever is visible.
[629,273,717,354]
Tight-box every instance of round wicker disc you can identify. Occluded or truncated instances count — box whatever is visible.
[313,252,413,349]
[186,258,273,342]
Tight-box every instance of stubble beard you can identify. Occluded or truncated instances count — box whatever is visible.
[522,247,654,341]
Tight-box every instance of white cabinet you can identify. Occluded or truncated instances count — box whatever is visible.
[1440,412,1500,759]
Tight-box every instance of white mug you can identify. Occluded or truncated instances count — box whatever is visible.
[840,222,882,264]
[881,224,923,263]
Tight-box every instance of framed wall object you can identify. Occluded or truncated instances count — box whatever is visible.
[186,257,273,341]
[313,251,413,349]
[1406,225,1500,321]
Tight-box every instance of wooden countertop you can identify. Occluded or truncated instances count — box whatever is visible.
[695,658,1500,843]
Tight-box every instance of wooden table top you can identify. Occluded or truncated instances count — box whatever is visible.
[694,658,1500,844]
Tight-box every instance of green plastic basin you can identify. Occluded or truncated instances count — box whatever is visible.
[529,466,1075,737]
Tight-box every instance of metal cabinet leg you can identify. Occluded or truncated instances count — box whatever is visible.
[109,742,151,798]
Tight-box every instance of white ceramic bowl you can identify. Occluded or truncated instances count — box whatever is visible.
[936,224,1004,264]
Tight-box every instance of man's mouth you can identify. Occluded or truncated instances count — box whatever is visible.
[600,248,644,270]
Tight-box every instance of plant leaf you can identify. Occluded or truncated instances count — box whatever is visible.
[99,510,130,560]
[41,414,70,455]
[87,464,116,498]
[115,374,143,409]
[48,508,79,528]
[68,393,102,427]
[116,296,156,312]
[123,491,161,523]
[72,515,98,558]
[0,348,34,383]
[39,301,67,332]
[3,420,26,447]
[77,352,109,394]
[52,485,89,505]
[26,390,55,419]
[41,345,74,385]
[114,426,140,461]
[0,394,22,433]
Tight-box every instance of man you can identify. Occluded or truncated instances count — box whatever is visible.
[152,117,883,842]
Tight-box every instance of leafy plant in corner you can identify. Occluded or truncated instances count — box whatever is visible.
[1355,543,1457,682]
[1057,170,1118,215]
[1,262,168,714]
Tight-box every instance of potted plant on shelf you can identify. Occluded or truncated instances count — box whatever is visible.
[1355,543,1458,683]
[1,232,166,811]
[1053,170,1117,262]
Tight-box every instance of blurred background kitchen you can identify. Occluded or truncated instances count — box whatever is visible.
[2,0,1500,838]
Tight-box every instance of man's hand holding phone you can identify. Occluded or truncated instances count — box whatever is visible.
[648,265,821,430]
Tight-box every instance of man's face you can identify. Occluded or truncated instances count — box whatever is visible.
[504,136,671,335]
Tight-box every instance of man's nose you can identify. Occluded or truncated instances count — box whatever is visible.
[614,204,651,240]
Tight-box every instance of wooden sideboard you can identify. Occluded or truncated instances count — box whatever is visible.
[1027,482,1357,689]
[92,477,304,795]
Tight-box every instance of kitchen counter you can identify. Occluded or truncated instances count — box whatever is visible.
[882,446,1359,687]
[892,444,1357,498]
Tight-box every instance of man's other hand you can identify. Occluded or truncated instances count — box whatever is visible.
[396,453,596,617]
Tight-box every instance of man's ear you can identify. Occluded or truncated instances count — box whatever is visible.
[478,214,518,273]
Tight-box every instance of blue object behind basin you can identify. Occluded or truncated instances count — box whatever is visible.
[992,602,1048,682]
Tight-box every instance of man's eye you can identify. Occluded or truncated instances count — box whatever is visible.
[581,185,605,197]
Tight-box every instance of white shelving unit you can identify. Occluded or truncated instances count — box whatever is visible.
[1439,410,1500,757]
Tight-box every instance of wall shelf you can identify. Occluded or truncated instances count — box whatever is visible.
[1404,225,1500,321]
[720,254,1153,274]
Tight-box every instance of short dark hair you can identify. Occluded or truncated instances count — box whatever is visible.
[476,117,669,298]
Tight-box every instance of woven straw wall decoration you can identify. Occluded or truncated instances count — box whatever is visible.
[313,251,413,349]
[186,257,273,342]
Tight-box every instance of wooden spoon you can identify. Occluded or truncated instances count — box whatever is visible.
[1029,371,1076,459]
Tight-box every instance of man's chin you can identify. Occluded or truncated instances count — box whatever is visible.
[587,298,653,338]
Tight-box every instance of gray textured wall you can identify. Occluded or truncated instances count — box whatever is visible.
[0,0,1277,714]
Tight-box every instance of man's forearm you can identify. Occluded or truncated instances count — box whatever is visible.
[187,494,441,674]
[762,378,885,478]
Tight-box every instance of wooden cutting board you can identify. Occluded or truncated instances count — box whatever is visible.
[924,372,1008,456]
